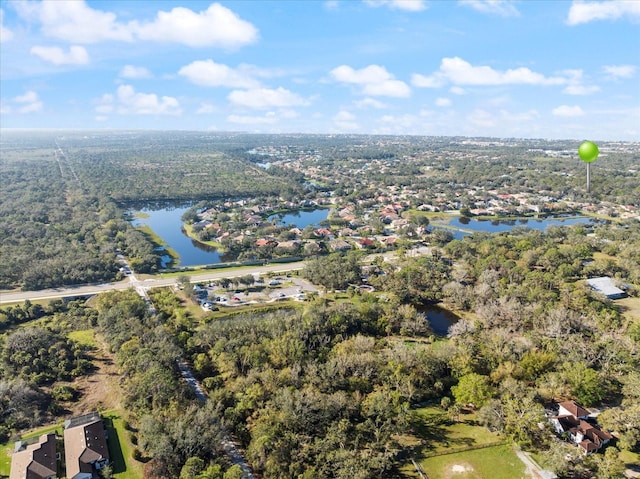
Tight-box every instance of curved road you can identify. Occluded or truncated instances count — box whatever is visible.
[0,262,306,305]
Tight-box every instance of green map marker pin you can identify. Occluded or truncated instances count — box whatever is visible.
[578,141,599,193]
[578,141,599,163]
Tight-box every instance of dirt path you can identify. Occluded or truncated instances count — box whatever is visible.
[515,448,557,479]
[67,339,121,414]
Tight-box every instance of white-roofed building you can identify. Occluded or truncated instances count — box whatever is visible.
[586,277,626,299]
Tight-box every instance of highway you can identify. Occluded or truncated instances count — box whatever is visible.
[0,262,306,305]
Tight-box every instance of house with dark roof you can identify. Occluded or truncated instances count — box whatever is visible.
[549,400,612,455]
[10,433,57,479]
[63,412,110,479]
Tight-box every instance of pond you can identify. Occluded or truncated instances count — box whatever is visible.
[416,304,460,336]
[131,206,235,267]
[269,208,330,229]
[434,215,597,240]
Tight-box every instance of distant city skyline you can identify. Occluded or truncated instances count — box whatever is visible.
[1,0,639,140]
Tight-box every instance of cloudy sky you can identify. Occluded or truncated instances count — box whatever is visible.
[1,0,639,140]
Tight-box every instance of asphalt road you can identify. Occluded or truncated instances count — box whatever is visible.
[0,262,306,304]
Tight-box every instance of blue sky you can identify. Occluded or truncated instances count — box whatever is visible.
[1,0,638,140]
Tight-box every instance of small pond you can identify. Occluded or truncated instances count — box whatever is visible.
[269,208,330,229]
[417,304,460,336]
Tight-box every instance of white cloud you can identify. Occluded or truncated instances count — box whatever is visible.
[413,57,567,88]
[331,64,411,97]
[567,0,640,25]
[14,91,40,103]
[14,1,258,48]
[178,60,261,88]
[603,64,637,79]
[435,97,452,107]
[333,110,359,130]
[364,0,428,11]
[30,45,89,65]
[226,110,297,125]
[14,0,134,43]
[196,103,217,114]
[228,87,309,108]
[1,9,13,42]
[500,109,540,122]
[11,91,43,113]
[94,93,114,114]
[459,0,520,17]
[563,84,600,95]
[411,73,445,88]
[354,97,387,109]
[134,3,258,48]
[228,112,278,124]
[99,85,181,115]
[443,57,564,85]
[450,86,466,95]
[560,69,599,95]
[552,105,585,117]
[468,109,496,128]
[120,65,152,79]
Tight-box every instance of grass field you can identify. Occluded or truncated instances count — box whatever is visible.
[620,449,640,469]
[409,444,527,479]
[103,410,144,479]
[68,328,99,348]
[398,406,526,479]
[617,296,640,321]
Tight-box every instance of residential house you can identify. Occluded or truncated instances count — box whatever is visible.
[549,401,612,455]
[64,412,110,479]
[255,238,277,247]
[356,238,376,249]
[329,239,351,252]
[10,433,57,479]
[314,228,332,238]
[303,241,322,255]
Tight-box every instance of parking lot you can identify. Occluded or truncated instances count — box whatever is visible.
[194,275,319,310]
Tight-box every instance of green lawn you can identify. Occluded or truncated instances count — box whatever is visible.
[68,328,99,348]
[398,406,526,479]
[404,445,527,479]
[620,449,640,469]
[409,406,504,454]
[103,410,144,479]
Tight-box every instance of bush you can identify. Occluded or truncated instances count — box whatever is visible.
[51,384,77,402]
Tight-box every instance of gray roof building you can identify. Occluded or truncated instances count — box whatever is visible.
[586,276,625,299]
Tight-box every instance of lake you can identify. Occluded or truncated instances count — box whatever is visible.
[269,208,330,229]
[435,215,597,240]
[131,206,233,267]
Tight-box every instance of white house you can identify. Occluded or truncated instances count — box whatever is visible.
[549,401,612,455]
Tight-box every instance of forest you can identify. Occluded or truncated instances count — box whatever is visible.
[4,221,637,478]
